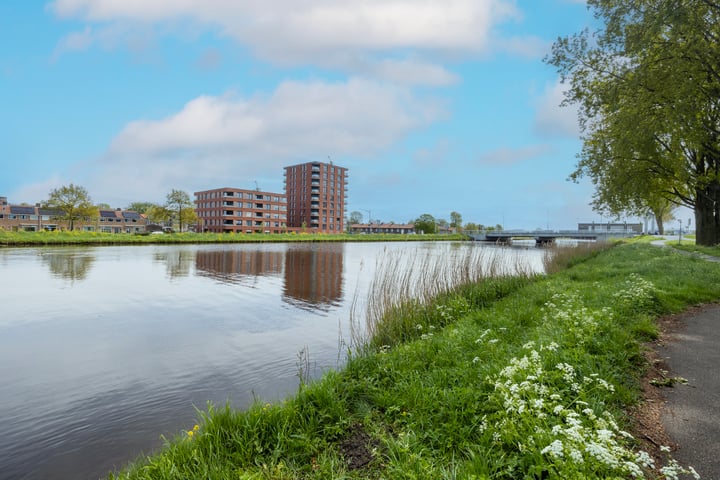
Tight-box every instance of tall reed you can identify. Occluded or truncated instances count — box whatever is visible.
[355,244,541,350]
[542,240,614,274]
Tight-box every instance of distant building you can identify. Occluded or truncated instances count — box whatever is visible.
[194,187,289,234]
[284,161,348,233]
[96,209,147,233]
[350,223,416,235]
[578,222,643,234]
[0,196,147,233]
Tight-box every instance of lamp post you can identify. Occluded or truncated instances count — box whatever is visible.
[678,219,682,245]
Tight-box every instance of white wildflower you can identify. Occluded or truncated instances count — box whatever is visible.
[541,439,565,458]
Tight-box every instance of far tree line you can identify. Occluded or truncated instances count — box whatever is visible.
[348,210,502,234]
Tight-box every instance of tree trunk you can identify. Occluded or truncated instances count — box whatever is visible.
[654,214,664,235]
[694,180,720,246]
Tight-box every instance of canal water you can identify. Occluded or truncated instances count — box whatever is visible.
[0,241,544,480]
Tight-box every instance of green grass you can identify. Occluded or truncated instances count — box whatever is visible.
[674,242,720,258]
[108,242,719,479]
[0,229,466,246]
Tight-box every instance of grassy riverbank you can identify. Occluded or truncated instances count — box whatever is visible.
[108,242,720,479]
[0,230,465,246]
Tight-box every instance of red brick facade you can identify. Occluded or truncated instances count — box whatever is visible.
[284,161,347,233]
[194,188,289,234]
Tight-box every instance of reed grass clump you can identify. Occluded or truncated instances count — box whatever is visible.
[359,245,540,350]
[542,240,613,274]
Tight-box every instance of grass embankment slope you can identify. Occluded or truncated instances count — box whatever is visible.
[110,242,720,479]
[0,230,464,246]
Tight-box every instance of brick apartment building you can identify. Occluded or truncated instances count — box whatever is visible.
[194,188,289,234]
[0,196,147,233]
[284,161,348,233]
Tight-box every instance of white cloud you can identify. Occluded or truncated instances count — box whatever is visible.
[50,0,510,50]
[50,0,519,82]
[533,80,580,137]
[111,78,440,156]
[85,78,443,203]
[477,144,554,165]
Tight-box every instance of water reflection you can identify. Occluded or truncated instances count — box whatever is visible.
[40,251,95,281]
[195,249,284,284]
[283,243,344,309]
[154,249,195,278]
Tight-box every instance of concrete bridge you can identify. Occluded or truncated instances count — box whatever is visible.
[466,230,638,245]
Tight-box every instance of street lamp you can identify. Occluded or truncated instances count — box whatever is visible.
[678,219,682,245]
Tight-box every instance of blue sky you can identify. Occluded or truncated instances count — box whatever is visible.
[0,0,622,230]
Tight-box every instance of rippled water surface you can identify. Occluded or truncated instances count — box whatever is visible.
[0,241,544,480]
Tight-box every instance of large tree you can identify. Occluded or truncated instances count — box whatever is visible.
[450,211,463,232]
[44,183,97,231]
[413,213,437,234]
[165,190,196,232]
[348,211,363,225]
[547,0,720,245]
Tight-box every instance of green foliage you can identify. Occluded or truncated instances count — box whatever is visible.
[547,0,720,246]
[145,204,172,225]
[126,202,157,214]
[412,213,436,234]
[43,183,97,230]
[348,211,363,225]
[449,211,462,231]
[165,189,195,232]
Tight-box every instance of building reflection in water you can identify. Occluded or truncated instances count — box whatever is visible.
[195,248,284,284]
[283,243,344,310]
